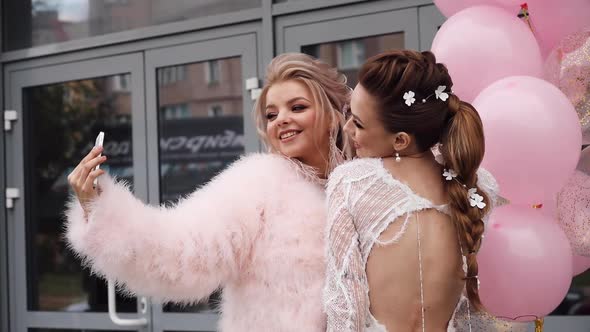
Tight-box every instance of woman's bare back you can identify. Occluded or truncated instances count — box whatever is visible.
[366,157,464,331]
[367,209,465,332]
[324,157,499,332]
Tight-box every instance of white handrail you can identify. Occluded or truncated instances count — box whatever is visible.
[108,279,149,327]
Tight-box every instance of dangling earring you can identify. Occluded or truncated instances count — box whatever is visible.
[395,152,401,163]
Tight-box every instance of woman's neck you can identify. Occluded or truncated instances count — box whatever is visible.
[384,150,440,172]
[301,158,328,179]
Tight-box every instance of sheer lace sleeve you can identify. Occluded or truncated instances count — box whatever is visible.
[476,167,507,212]
[324,167,368,332]
[476,168,499,203]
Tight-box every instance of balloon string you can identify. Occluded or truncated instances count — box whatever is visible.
[535,317,544,332]
[518,3,535,33]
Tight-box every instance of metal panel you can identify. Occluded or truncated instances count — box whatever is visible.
[0,3,9,329]
[272,0,432,16]
[418,4,445,51]
[27,311,142,330]
[2,23,261,72]
[0,8,263,64]
[0,4,9,331]
[275,3,419,53]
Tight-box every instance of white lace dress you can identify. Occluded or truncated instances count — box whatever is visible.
[323,158,504,332]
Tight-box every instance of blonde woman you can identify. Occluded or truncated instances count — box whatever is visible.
[65,53,352,332]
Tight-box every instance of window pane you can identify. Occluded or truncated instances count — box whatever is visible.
[301,33,404,87]
[156,57,244,313]
[3,0,261,51]
[23,74,136,312]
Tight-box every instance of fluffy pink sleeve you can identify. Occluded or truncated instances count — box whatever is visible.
[64,153,277,303]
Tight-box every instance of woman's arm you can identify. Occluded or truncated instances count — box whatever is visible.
[324,168,368,332]
[65,154,274,303]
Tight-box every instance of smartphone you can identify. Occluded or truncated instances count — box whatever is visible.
[93,131,105,187]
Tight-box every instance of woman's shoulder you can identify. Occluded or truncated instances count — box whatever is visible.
[202,153,293,189]
[227,153,322,187]
[475,167,506,212]
[330,158,381,180]
[327,158,382,195]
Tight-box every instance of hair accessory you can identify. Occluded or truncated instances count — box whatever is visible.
[442,169,486,210]
[434,85,450,101]
[410,85,452,105]
[466,275,481,289]
[403,91,416,106]
[468,188,487,210]
[462,257,482,289]
[462,255,468,275]
[443,169,458,180]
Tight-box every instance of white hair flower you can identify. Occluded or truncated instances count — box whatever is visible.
[468,188,486,210]
[443,169,458,180]
[435,85,449,101]
[403,91,416,106]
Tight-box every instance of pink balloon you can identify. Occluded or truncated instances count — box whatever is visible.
[493,0,554,6]
[557,170,590,256]
[431,6,542,102]
[491,0,526,6]
[474,76,582,204]
[433,0,494,17]
[488,1,590,56]
[539,199,557,219]
[573,254,590,276]
[478,205,573,320]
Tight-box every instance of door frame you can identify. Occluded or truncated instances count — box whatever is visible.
[418,4,445,51]
[3,22,263,332]
[4,52,148,331]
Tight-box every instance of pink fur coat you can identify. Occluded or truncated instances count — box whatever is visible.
[65,153,328,331]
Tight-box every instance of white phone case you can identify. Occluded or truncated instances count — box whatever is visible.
[93,131,105,187]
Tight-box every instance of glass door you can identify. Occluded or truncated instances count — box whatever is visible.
[4,28,259,332]
[4,53,148,331]
[144,33,258,332]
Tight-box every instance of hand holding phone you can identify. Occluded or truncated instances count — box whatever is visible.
[93,131,105,187]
